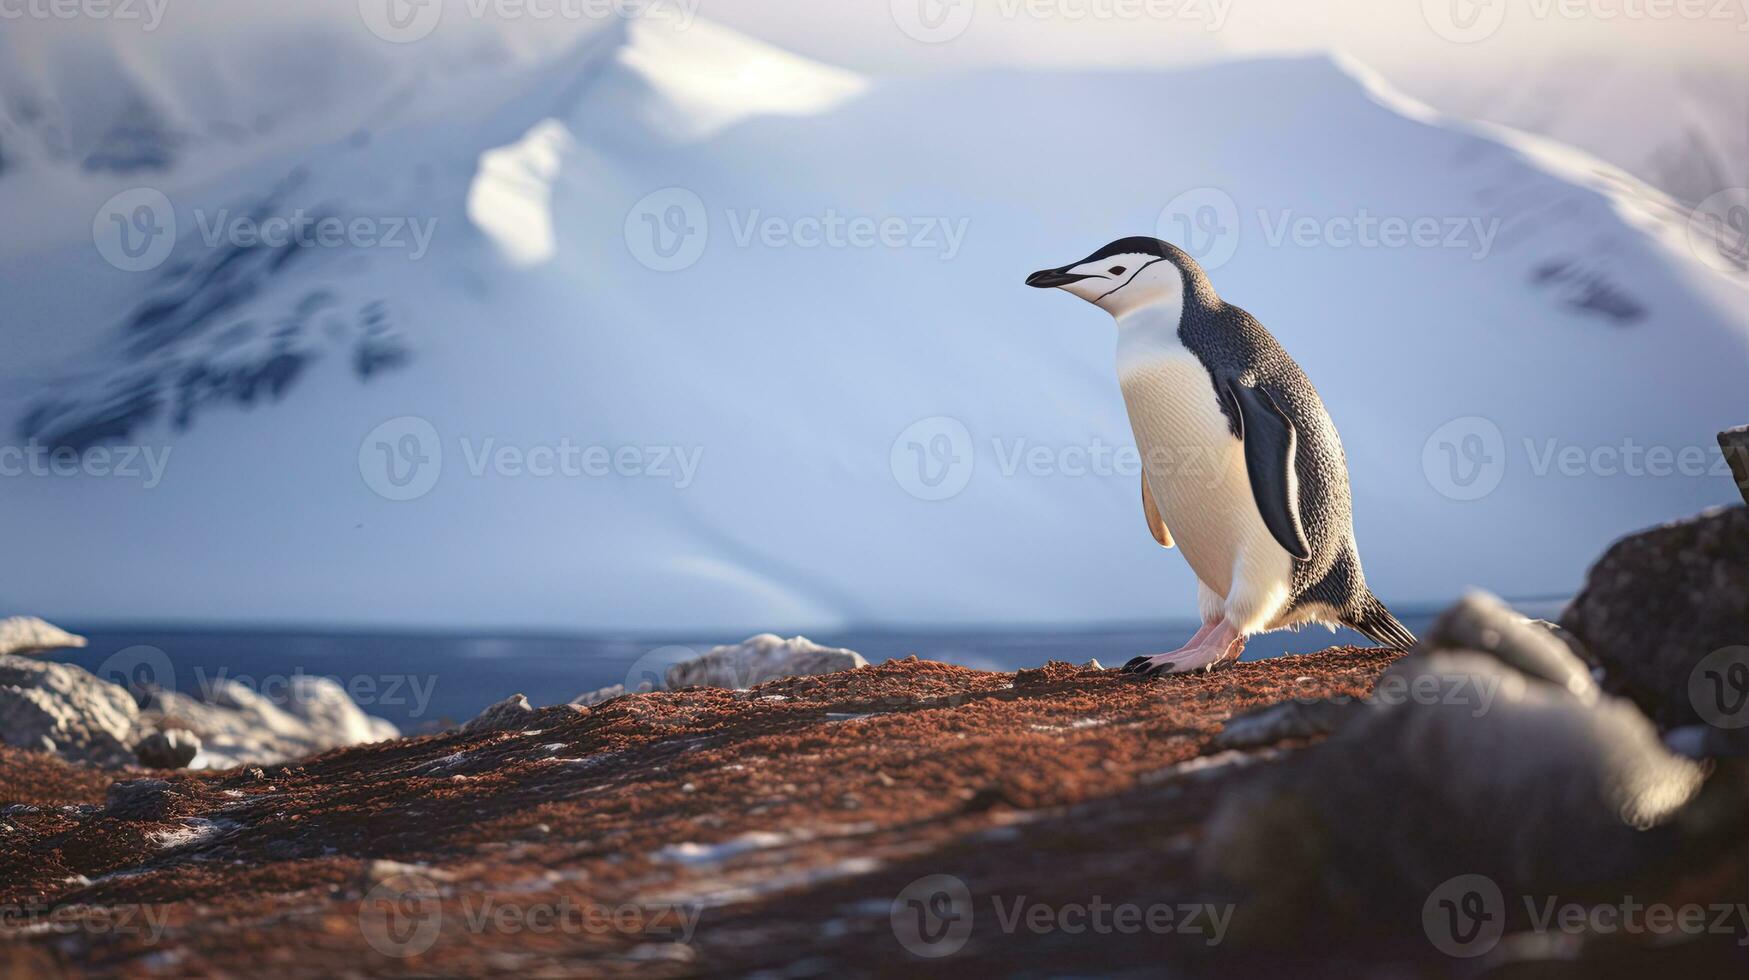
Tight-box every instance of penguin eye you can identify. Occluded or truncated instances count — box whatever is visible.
[1108,266,1126,275]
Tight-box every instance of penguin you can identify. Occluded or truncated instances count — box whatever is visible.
[1026,236,1414,674]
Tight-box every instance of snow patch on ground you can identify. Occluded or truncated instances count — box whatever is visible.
[652,831,791,866]
[148,818,233,850]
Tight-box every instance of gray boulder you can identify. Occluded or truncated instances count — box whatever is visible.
[134,729,201,769]
[1204,593,1710,941]
[1,650,400,769]
[571,681,655,708]
[0,617,87,657]
[461,694,587,733]
[1721,426,1749,505]
[275,675,400,747]
[461,694,536,733]
[138,676,398,768]
[664,634,866,690]
[1561,506,1749,728]
[0,655,138,767]
[571,635,867,706]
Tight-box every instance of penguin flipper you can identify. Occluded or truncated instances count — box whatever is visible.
[1225,380,1313,561]
[1141,474,1174,548]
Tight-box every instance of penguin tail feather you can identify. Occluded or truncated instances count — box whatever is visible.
[1346,593,1418,650]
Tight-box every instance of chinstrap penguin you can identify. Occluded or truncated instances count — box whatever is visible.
[1026,236,1414,674]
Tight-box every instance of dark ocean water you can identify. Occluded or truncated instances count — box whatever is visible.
[53,603,1563,731]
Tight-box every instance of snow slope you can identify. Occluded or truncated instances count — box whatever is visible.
[1403,56,1749,210]
[1,15,1744,631]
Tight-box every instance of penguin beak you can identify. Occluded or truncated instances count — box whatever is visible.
[1026,266,1092,289]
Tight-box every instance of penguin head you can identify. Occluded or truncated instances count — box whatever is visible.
[1026,236,1205,318]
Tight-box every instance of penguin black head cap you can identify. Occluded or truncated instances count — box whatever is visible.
[1025,236,1214,316]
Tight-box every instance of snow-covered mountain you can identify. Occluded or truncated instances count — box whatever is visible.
[697,0,1749,211]
[1401,57,1749,210]
[1,14,1744,632]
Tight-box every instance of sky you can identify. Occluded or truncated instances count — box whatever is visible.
[20,0,1747,71]
[702,0,1749,74]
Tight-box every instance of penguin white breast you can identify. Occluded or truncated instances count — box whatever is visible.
[1116,325,1294,608]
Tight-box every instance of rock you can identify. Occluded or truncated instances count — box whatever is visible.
[569,636,866,705]
[134,729,201,769]
[1721,426,1749,505]
[137,676,398,768]
[276,675,400,746]
[362,859,454,884]
[0,655,139,767]
[461,694,535,733]
[460,697,585,733]
[101,776,207,822]
[1433,593,1598,700]
[105,777,172,810]
[1212,698,1362,750]
[571,683,622,706]
[1561,506,1749,727]
[1204,592,1710,942]
[0,617,87,656]
[103,777,192,821]
[664,634,866,691]
[571,681,655,707]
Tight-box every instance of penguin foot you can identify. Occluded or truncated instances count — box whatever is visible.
[1124,622,1245,677]
[1123,621,1221,674]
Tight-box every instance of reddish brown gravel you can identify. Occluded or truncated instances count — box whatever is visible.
[0,649,1735,977]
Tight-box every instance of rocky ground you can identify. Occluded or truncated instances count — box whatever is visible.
[4,505,1748,977]
[4,640,1746,977]
[0,650,1393,977]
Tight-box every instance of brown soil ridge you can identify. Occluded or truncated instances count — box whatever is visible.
[2,648,1707,977]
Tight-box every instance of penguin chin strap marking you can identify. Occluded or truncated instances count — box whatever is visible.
[1094,256,1167,304]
